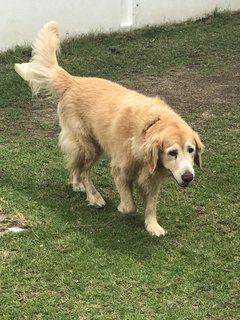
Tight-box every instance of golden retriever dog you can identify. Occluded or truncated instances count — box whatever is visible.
[26,21,204,236]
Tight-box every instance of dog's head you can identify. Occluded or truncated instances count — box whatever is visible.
[143,117,204,187]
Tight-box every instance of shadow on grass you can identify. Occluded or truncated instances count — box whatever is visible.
[1,160,168,261]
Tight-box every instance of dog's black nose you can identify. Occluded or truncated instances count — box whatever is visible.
[181,171,193,183]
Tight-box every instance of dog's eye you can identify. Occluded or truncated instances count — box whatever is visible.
[168,150,178,157]
[188,147,195,154]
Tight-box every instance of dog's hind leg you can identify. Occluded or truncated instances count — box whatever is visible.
[80,170,106,208]
[60,132,105,208]
[111,167,137,214]
[71,168,86,192]
[74,150,105,208]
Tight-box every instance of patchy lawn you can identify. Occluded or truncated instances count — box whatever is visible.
[0,12,239,320]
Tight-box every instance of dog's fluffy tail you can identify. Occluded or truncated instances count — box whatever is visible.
[27,21,71,96]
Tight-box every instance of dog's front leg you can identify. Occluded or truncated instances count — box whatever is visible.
[142,188,166,237]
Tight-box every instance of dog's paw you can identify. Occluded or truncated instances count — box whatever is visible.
[145,221,166,237]
[72,182,85,193]
[88,192,106,208]
[118,203,137,214]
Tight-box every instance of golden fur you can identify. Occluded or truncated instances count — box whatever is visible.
[27,21,204,236]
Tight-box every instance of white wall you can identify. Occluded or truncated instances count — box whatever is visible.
[1,0,239,51]
[133,0,240,27]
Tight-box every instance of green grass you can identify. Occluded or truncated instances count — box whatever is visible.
[0,12,239,319]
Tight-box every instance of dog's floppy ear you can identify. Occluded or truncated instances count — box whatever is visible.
[144,137,163,175]
[142,117,162,174]
[148,143,159,174]
[194,132,204,169]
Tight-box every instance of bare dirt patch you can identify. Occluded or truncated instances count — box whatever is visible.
[122,61,240,116]
[0,207,29,234]
[9,61,240,139]
[22,97,59,139]
[27,107,59,139]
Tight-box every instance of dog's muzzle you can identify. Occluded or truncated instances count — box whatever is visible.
[178,171,194,188]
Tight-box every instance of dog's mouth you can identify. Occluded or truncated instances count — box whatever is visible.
[171,171,194,188]
[168,170,192,188]
[178,181,189,188]
[172,175,190,188]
